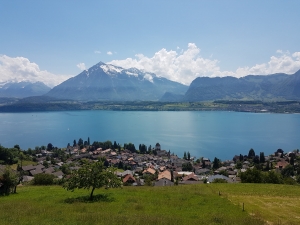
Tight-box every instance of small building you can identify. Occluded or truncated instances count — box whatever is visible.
[143,167,156,175]
[123,174,136,184]
[155,178,174,186]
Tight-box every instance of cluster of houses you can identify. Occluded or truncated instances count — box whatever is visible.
[19,144,299,186]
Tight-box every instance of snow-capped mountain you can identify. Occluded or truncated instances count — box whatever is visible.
[45,62,188,101]
[0,81,51,98]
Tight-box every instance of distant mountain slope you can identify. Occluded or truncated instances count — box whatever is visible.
[160,92,184,102]
[183,71,300,101]
[0,81,51,98]
[274,70,300,100]
[46,62,188,101]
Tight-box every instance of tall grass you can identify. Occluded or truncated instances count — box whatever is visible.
[209,183,300,225]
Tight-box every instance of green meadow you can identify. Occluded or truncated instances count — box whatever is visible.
[0,184,299,225]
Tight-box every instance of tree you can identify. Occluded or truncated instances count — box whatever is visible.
[88,137,90,146]
[264,161,270,171]
[43,161,49,168]
[240,168,264,183]
[63,160,122,200]
[183,151,187,160]
[212,157,221,169]
[253,155,260,164]
[0,145,18,165]
[73,140,77,147]
[47,143,53,151]
[236,161,242,169]
[124,143,136,153]
[265,171,282,184]
[148,145,152,153]
[239,154,244,162]
[139,144,147,154]
[182,162,193,171]
[14,144,20,150]
[290,156,295,166]
[153,149,157,156]
[78,138,83,146]
[0,166,18,195]
[248,148,255,159]
[187,151,191,161]
[259,152,265,163]
[281,164,294,177]
[118,161,124,169]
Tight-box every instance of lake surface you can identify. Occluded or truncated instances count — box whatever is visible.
[0,111,299,160]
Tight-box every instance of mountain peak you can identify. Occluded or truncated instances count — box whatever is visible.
[46,62,188,101]
[99,63,124,74]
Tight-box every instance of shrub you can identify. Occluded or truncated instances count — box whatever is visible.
[33,173,55,185]
[212,178,227,183]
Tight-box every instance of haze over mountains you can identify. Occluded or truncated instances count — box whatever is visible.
[1,61,300,102]
[0,81,51,98]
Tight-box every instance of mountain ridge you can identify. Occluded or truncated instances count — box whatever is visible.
[0,81,51,98]
[183,70,300,101]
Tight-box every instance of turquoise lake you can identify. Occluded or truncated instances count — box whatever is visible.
[0,111,299,160]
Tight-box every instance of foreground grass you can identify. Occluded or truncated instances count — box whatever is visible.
[209,183,300,225]
[0,184,263,225]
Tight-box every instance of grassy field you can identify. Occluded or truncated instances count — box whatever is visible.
[0,184,298,225]
[209,183,300,225]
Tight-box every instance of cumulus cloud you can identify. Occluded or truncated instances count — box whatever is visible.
[94,50,101,54]
[76,62,86,70]
[0,55,72,87]
[108,43,300,85]
[107,51,113,55]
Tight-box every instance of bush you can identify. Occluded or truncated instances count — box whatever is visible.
[212,178,227,183]
[33,173,55,185]
[240,168,264,183]
[283,177,297,185]
[264,170,283,184]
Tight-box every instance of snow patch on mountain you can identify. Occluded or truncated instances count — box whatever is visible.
[125,71,138,77]
[144,74,154,83]
[100,64,123,74]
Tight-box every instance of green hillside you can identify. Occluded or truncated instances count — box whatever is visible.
[1,184,299,224]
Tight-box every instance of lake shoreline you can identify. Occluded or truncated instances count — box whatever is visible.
[0,100,300,114]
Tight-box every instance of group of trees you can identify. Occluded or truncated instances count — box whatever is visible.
[183,151,191,160]
[69,137,165,156]
[182,162,193,171]
[72,137,90,148]
[0,145,21,165]
[240,166,299,184]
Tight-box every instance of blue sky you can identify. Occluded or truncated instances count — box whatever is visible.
[1,0,300,87]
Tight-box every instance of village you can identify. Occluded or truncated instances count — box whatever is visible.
[18,141,300,186]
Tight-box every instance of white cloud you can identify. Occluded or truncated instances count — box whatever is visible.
[76,62,86,70]
[94,50,101,54]
[107,51,113,55]
[108,43,300,85]
[0,55,72,87]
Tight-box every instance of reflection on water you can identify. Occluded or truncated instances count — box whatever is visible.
[0,111,299,160]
